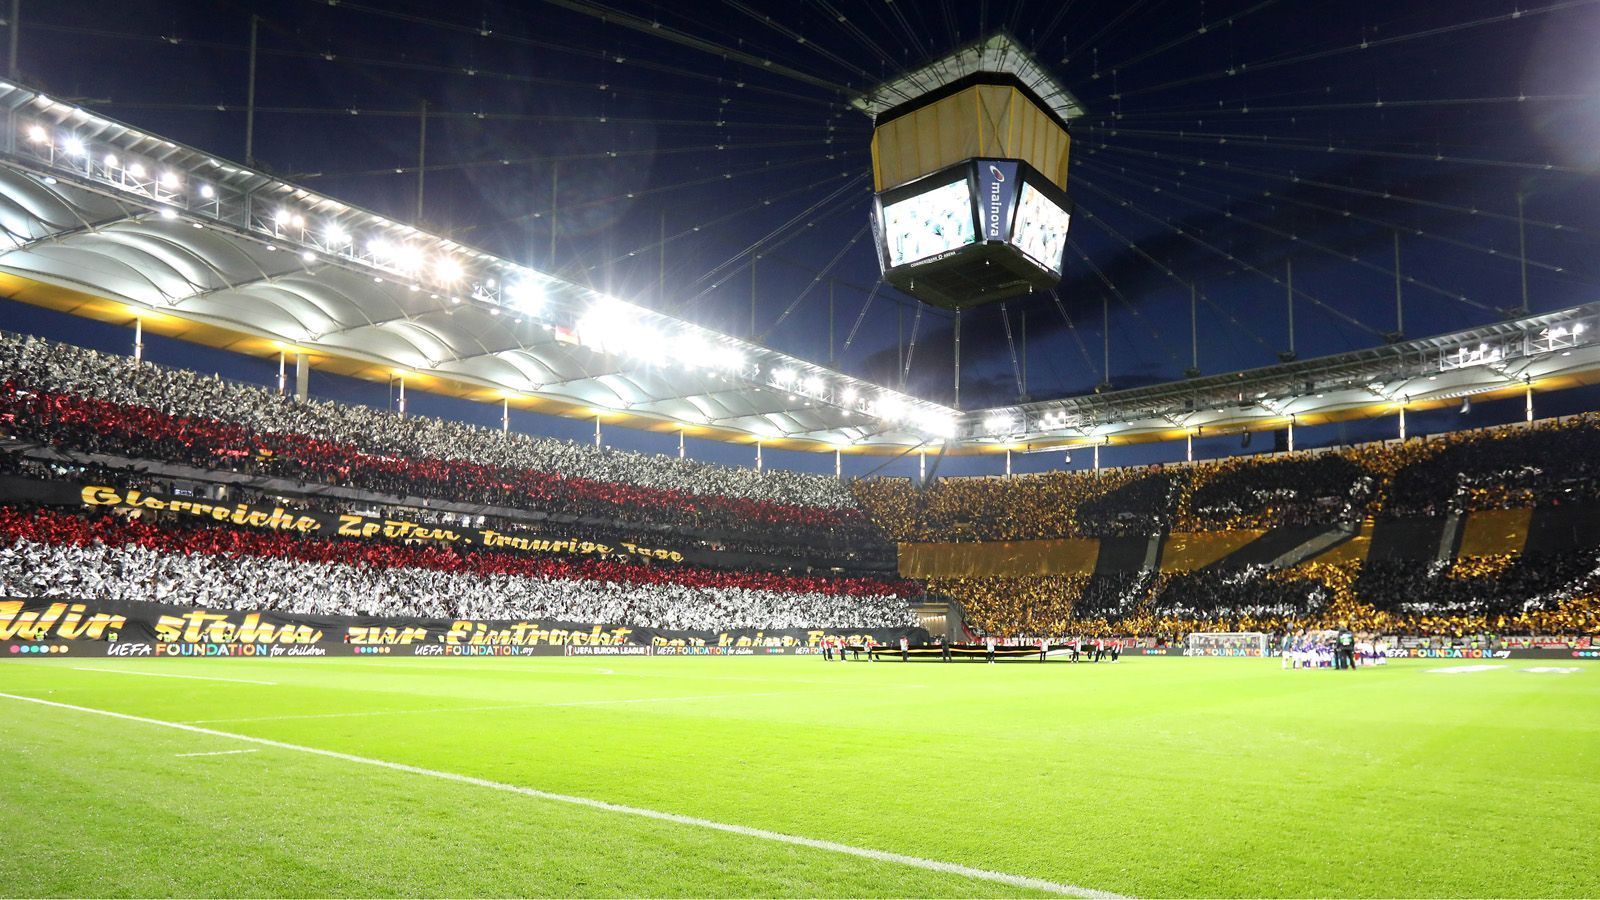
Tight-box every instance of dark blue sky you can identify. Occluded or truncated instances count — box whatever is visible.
[7,0,1600,478]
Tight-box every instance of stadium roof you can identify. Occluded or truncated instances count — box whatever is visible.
[850,32,1087,125]
[0,81,955,453]
[1,79,1598,457]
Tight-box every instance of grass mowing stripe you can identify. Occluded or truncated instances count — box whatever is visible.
[188,689,860,723]
[68,666,277,685]
[0,690,1124,899]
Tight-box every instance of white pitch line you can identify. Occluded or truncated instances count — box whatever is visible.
[175,749,260,758]
[0,691,1120,899]
[70,667,277,686]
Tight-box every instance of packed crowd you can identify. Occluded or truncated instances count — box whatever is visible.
[1383,414,1600,517]
[0,506,920,631]
[931,552,1600,639]
[0,333,882,548]
[854,414,1600,542]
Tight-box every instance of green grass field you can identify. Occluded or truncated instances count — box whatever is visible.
[0,655,1594,898]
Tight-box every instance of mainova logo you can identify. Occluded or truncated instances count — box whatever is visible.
[985,165,1008,238]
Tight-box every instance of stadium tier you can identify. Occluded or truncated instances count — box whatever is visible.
[0,332,893,564]
[854,416,1600,541]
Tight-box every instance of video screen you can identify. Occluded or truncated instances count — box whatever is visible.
[1009,183,1070,273]
[881,179,975,268]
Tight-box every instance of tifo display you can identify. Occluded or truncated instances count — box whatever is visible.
[0,331,1597,655]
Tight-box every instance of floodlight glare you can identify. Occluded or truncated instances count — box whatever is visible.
[63,137,85,157]
[434,257,463,282]
[199,184,215,199]
[127,163,146,178]
[506,279,543,312]
[25,124,46,144]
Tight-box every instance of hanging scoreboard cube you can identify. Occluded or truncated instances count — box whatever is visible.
[854,34,1085,311]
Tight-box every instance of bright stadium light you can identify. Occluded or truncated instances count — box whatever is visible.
[773,368,795,386]
[673,335,711,366]
[103,154,118,167]
[325,223,350,245]
[434,256,463,283]
[199,184,215,199]
[274,209,292,227]
[160,172,180,189]
[25,124,46,144]
[505,278,544,313]
[984,412,1016,435]
[63,136,85,157]
[394,245,424,272]
[158,207,178,220]
[803,375,824,395]
[300,250,316,263]
[715,346,745,371]
[127,162,146,178]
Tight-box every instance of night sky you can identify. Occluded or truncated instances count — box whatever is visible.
[8,0,1600,478]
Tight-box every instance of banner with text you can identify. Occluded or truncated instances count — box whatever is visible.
[0,597,928,659]
[0,475,686,564]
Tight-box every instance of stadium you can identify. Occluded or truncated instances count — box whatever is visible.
[1,2,1597,897]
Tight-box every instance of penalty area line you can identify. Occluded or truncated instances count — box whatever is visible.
[70,666,277,686]
[0,691,1121,899]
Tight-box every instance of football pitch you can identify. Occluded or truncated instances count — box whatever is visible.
[0,655,1593,898]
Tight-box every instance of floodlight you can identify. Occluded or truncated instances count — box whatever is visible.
[434,257,463,282]
[506,279,544,312]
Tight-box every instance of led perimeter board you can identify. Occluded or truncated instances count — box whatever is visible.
[871,158,1073,310]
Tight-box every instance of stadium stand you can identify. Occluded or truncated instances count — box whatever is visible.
[5,333,1600,641]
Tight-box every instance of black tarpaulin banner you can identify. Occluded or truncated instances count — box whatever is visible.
[0,474,687,564]
[0,596,929,658]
